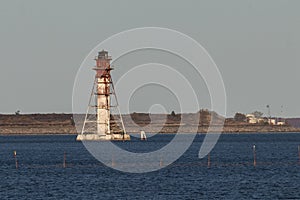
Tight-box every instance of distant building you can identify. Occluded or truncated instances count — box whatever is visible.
[276,117,286,125]
[268,118,276,125]
[246,114,256,124]
[246,114,266,124]
[267,118,286,125]
[246,114,286,125]
[277,121,285,125]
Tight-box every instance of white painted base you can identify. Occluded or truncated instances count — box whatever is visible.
[76,134,130,141]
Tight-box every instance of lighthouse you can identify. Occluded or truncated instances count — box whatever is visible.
[95,50,111,136]
[76,50,130,141]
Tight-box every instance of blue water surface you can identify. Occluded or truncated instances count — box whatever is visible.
[0,133,299,199]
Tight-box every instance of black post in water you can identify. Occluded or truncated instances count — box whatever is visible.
[63,152,66,168]
[253,145,257,167]
[160,158,163,167]
[207,153,211,168]
[298,145,300,165]
[13,150,18,169]
[111,154,115,167]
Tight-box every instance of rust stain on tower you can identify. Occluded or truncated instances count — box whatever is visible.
[76,50,130,141]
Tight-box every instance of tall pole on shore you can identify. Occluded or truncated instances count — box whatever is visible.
[267,105,271,124]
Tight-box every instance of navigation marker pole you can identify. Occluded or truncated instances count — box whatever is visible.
[160,158,163,167]
[207,153,211,168]
[13,150,18,169]
[253,145,257,167]
[63,152,66,168]
[298,145,300,165]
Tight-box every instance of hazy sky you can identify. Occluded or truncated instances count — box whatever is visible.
[0,0,300,117]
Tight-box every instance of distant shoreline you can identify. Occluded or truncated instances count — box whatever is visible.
[1,132,300,137]
[1,113,300,135]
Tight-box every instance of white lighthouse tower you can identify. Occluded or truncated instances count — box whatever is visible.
[76,50,130,141]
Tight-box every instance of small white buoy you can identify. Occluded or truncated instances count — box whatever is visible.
[140,130,147,140]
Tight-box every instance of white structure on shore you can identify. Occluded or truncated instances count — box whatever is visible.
[246,114,265,124]
[246,114,286,125]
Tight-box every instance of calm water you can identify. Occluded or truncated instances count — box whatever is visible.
[0,133,299,199]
